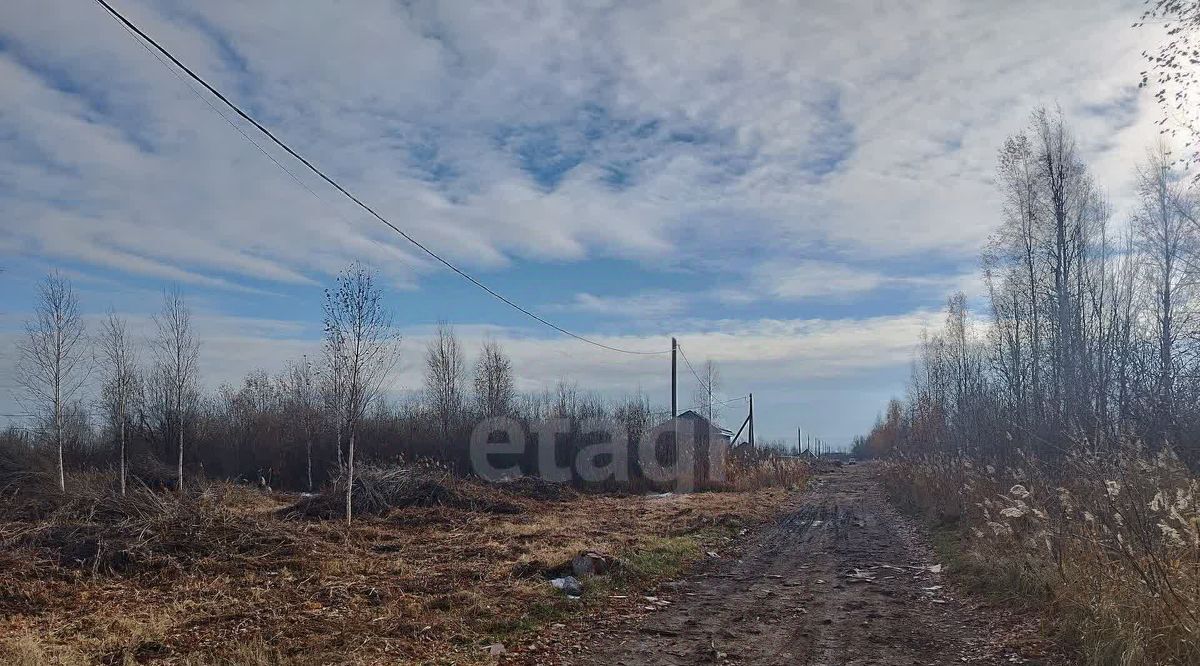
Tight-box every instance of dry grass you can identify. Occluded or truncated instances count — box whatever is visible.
[883,446,1200,665]
[0,468,799,665]
[721,456,810,491]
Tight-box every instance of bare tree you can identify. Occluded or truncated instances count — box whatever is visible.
[322,338,348,474]
[97,310,140,495]
[152,287,200,490]
[323,264,398,524]
[281,356,321,492]
[989,131,1046,427]
[863,106,1200,468]
[1132,143,1197,438]
[474,339,514,418]
[425,323,465,441]
[691,360,721,425]
[1032,107,1101,433]
[16,272,89,492]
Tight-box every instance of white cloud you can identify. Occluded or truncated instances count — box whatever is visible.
[715,261,983,303]
[0,0,1171,291]
[558,291,691,319]
[752,261,886,300]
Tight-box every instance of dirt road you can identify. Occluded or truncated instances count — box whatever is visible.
[567,463,1061,665]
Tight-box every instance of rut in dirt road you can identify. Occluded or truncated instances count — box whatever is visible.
[569,464,1060,666]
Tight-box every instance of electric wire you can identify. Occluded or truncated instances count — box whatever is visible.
[108,14,423,276]
[91,0,669,356]
[675,343,707,387]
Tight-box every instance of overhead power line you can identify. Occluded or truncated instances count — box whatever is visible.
[108,12,423,279]
[91,0,669,357]
[675,344,706,387]
[676,343,747,410]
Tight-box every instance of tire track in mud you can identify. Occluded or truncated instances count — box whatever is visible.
[565,464,1063,666]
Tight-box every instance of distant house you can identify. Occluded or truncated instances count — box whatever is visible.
[650,410,731,486]
[671,410,733,445]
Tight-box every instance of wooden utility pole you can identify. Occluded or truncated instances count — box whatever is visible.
[797,427,801,454]
[748,393,754,446]
[671,337,678,418]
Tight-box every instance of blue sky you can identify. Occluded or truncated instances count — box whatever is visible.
[0,0,1166,447]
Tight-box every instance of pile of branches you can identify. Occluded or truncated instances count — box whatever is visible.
[284,463,519,519]
[0,439,61,521]
[2,482,299,576]
[493,475,578,502]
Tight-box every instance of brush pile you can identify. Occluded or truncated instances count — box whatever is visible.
[284,463,520,519]
[0,439,62,521]
[0,481,299,576]
[494,475,578,502]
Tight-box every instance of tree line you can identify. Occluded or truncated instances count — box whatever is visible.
[5,264,682,497]
[858,107,1200,469]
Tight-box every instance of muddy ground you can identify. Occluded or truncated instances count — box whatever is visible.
[552,463,1063,666]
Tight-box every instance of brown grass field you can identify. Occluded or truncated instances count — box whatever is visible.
[0,476,800,665]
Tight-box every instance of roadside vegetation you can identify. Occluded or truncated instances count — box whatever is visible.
[857,107,1200,664]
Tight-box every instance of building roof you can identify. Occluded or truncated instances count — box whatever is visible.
[658,410,733,439]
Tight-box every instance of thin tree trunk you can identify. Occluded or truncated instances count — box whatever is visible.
[335,421,343,473]
[345,430,355,526]
[119,411,127,496]
[306,437,313,492]
[56,317,65,493]
[55,374,65,493]
[177,411,184,492]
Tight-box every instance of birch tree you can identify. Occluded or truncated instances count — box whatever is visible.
[425,323,464,441]
[152,287,199,491]
[323,264,397,524]
[1132,144,1197,439]
[16,272,89,492]
[691,360,721,425]
[97,310,140,495]
[281,356,321,491]
[473,339,514,418]
[323,339,348,474]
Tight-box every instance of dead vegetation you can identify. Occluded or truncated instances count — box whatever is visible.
[281,463,520,520]
[884,446,1200,665]
[721,455,809,491]
[0,460,804,665]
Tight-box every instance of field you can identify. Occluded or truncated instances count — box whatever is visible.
[0,472,801,665]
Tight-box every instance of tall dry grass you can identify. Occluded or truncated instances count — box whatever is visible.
[719,455,810,491]
[883,444,1200,664]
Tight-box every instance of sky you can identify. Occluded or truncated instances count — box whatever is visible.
[0,0,1173,449]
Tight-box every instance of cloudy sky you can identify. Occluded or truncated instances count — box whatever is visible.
[0,0,1170,447]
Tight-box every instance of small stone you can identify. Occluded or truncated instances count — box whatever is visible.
[550,576,583,596]
[572,551,611,577]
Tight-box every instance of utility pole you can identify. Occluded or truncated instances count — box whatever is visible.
[671,337,678,418]
[748,392,754,446]
[797,427,801,455]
